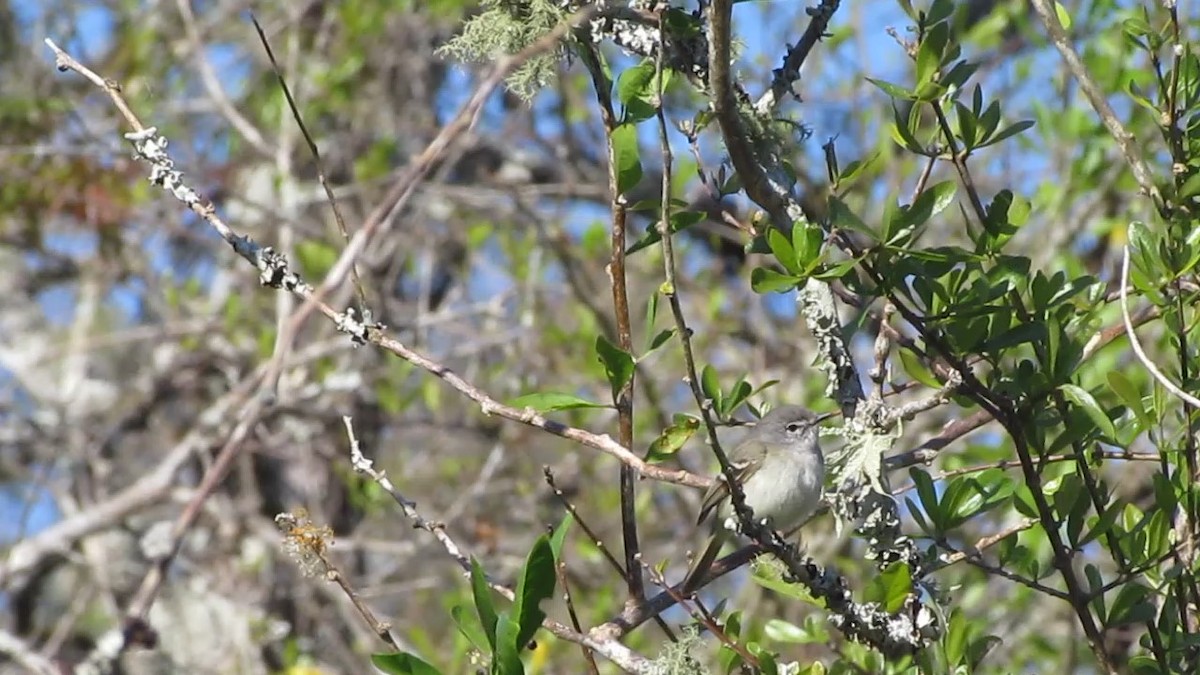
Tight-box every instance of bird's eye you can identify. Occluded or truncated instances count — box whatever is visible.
[786,422,804,433]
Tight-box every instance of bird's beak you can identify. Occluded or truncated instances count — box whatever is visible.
[814,410,837,424]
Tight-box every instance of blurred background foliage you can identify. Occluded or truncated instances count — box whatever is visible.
[2,0,1199,673]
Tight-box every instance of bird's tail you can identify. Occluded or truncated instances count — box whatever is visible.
[681,531,729,593]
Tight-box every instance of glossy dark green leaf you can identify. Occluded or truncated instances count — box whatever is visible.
[942,60,980,93]
[1079,502,1122,548]
[470,558,497,649]
[1060,384,1117,441]
[493,614,524,675]
[792,220,825,268]
[639,326,674,358]
[879,562,914,613]
[512,534,555,648]
[979,119,1034,148]
[890,102,926,153]
[915,22,949,87]
[610,122,643,197]
[616,59,656,107]
[767,227,800,275]
[549,512,572,560]
[595,335,635,401]
[910,467,942,532]
[983,320,1047,352]
[926,0,955,24]
[1107,583,1154,627]
[747,643,780,675]
[700,364,722,411]
[725,379,752,415]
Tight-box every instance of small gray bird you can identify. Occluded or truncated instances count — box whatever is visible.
[682,405,827,592]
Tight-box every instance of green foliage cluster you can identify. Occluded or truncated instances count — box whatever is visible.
[373,518,570,675]
[481,0,1200,672]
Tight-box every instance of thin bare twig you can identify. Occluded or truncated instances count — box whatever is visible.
[1030,0,1163,208]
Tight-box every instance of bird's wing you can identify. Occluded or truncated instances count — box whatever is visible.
[696,454,757,525]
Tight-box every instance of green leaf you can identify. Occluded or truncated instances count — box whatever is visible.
[643,292,660,350]
[750,569,821,602]
[626,210,705,255]
[906,497,931,534]
[748,644,780,675]
[763,619,809,644]
[616,59,670,124]
[512,535,555,648]
[944,609,968,665]
[792,220,824,269]
[646,414,700,462]
[1107,583,1153,627]
[295,240,338,278]
[890,102,926,154]
[979,119,1034,148]
[610,122,643,197]
[1079,502,1122,548]
[493,614,524,675]
[1060,384,1118,441]
[371,652,443,675]
[956,100,979,149]
[829,196,876,238]
[1012,484,1038,519]
[878,562,914,613]
[616,59,656,107]
[983,321,1048,352]
[924,181,959,220]
[1107,371,1153,431]
[1054,1,1072,30]
[751,267,802,293]
[835,153,879,187]
[867,77,917,100]
[967,635,1002,670]
[549,513,572,560]
[767,228,800,275]
[724,379,753,416]
[700,364,722,412]
[942,60,980,92]
[926,0,954,24]
[645,328,676,355]
[510,392,608,412]
[451,605,490,652]
[910,468,942,532]
[470,558,498,650]
[898,348,940,388]
[595,335,635,401]
[812,258,860,280]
